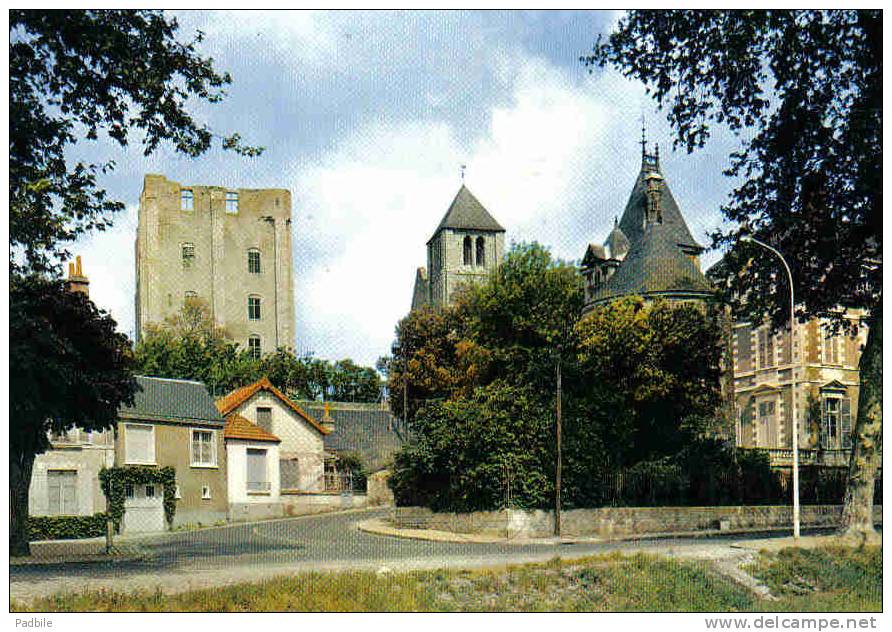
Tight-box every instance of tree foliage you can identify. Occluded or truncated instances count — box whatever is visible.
[390,383,553,512]
[388,244,726,511]
[575,297,724,466]
[134,298,383,401]
[10,277,138,555]
[10,9,262,274]
[586,9,882,535]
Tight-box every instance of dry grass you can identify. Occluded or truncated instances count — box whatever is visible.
[12,546,881,612]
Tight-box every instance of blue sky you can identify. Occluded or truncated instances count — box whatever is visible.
[73,10,741,367]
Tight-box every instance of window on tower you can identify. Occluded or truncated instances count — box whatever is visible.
[248,295,262,321]
[248,335,261,360]
[476,236,485,266]
[463,236,472,265]
[181,189,194,211]
[248,249,261,274]
[182,243,195,268]
[226,191,239,213]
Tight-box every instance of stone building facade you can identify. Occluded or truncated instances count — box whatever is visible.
[135,174,295,355]
[731,313,868,468]
[412,185,505,310]
[580,145,712,311]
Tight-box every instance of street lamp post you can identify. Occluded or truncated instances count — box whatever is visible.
[741,235,800,539]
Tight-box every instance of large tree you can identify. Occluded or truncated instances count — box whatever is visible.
[10,9,261,275]
[586,9,882,535]
[9,10,260,555]
[575,297,724,468]
[10,278,138,555]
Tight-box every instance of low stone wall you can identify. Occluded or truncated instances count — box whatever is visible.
[281,492,368,516]
[229,502,286,523]
[393,505,883,539]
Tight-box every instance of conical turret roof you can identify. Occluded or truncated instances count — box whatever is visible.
[618,158,702,253]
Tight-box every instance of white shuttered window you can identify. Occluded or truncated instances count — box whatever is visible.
[125,424,155,464]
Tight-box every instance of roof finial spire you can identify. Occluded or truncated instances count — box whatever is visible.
[460,164,466,183]
[640,115,647,158]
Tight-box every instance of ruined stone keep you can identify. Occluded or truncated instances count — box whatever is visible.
[135,174,295,354]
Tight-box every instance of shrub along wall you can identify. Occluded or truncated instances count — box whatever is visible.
[28,513,108,541]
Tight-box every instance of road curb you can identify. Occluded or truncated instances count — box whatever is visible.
[356,518,850,546]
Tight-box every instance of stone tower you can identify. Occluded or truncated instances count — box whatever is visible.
[580,144,711,312]
[412,185,505,309]
[135,174,295,355]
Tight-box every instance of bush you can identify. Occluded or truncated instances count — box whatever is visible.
[390,383,553,512]
[28,513,108,541]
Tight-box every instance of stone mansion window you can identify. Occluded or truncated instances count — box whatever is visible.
[248,334,261,360]
[182,243,195,268]
[757,328,775,369]
[181,188,194,211]
[463,236,473,265]
[756,399,778,447]
[823,332,840,365]
[476,236,486,266]
[225,191,239,213]
[821,395,852,450]
[248,249,261,274]
[248,295,262,321]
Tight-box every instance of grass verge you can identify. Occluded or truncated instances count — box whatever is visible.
[12,546,881,612]
[747,545,882,612]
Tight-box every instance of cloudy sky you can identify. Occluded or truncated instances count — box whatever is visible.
[73,10,741,367]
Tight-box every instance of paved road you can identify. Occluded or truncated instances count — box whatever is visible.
[8,508,827,602]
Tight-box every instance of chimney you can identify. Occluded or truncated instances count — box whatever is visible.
[321,402,335,433]
[64,255,90,297]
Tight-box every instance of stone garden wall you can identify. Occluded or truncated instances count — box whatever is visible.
[392,505,883,539]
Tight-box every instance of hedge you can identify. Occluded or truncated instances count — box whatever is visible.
[28,513,109,541]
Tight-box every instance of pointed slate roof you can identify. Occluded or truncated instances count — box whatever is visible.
[590,221,712,303]
[585,149,713,305]
[428,185,504,243]
[604,221,630,260]
[618,159,702,254]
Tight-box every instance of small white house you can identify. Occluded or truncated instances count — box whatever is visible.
[217,377,330,494]
[224,413,283,522]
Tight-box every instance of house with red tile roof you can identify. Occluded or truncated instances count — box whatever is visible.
[223,413,284,522]
[217,378,329,498]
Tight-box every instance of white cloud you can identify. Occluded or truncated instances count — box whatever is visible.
[73,204,138,340]
[289,52,662,365]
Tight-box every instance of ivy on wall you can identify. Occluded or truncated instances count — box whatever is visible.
[99,466,177,530]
